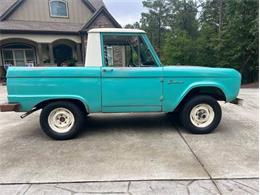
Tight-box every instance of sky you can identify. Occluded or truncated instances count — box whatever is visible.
[103,0,145,26]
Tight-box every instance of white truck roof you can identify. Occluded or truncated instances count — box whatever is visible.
[85,28,146,67]
[88,28,146,34]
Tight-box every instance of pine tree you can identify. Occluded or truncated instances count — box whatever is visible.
[128,0,259,83]
[140,0,170,57]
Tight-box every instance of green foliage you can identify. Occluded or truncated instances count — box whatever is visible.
[163,30,195,65]
[194,25,219,67]
[125,22,141,29]
[127,0,259,84]
[140,0,171,56]
[220,0,259,83]
[168,0,199,38]
[66,58,77,67]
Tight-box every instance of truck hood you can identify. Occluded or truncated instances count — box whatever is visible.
[163,65,241,78]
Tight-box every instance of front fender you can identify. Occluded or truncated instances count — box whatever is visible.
[180,81,228,102]
[163,78,238,112]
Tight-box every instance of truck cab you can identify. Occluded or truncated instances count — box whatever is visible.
[1,28,242,140]
[87,28,163,112]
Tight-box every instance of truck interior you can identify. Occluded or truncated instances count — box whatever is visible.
[103,35,157,67]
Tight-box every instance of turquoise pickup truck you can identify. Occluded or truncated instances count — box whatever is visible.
[0,28,241,140]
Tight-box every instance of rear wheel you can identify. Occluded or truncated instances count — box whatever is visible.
[40,101,84,140]
[180,95,222,134]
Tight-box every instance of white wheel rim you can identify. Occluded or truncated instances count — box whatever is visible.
[48,108,75,133]
[190,104,215,128]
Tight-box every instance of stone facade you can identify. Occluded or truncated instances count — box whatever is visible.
[112,46,124,67]
[88,13,115,29]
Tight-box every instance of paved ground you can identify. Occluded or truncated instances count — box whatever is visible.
[0,86,258,194]
[0,179,259,194]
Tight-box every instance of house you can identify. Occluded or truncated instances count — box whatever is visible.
[0,0,121,80]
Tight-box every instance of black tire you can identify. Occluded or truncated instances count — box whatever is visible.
[40,101,84,140]
[180,95,222,134]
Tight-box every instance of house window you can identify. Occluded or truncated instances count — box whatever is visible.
[49,0,69,18]
[2,44,36,67]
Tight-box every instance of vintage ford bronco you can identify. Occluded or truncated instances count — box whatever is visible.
[0,28,242,140]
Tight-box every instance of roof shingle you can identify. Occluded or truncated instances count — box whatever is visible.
[0,20,83,33]
[0,0,18,18]
[88,0,104,10]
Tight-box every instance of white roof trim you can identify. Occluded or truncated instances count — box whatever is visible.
[88,28,146,33]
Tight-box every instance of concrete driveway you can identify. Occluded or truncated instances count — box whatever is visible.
[0,86,258,194]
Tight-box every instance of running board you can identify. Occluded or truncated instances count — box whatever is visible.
[20,107,39,119]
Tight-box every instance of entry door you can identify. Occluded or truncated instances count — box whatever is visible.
[13,50,26,66]
[53,44,73,65]
[101,33,163,112]
[102,67,163,112]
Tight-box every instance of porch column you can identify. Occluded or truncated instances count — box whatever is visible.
[80,33,87,64]
[0,50,3,66]
[37,43,43,64]
[76,43,82,63]
[48,44,54,64]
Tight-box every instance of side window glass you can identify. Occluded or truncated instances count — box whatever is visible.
[106,46,113,66]
[139,37,156,66]
[103,35,157,67]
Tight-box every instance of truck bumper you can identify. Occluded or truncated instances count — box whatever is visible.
[230,98,243,106]
[0,103,20,112]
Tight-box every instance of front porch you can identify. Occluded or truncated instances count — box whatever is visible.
[0,34,84,81]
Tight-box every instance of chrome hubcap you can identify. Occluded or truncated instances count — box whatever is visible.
[48,108,75,133]
[190,104,215,128]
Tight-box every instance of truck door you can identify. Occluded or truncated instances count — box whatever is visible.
[101,33,163,112]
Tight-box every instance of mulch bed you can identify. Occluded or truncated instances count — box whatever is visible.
[241,82,259,88]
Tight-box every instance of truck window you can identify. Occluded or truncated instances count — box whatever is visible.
[103,35,156,67]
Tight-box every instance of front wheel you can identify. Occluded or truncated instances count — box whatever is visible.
[180,95,222,134]
[40,101,84,140]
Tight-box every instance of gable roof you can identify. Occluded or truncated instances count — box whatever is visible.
[0,0,16,17]
[0,0,121,34]
[0,0,104,21]
[81,6,121,31]
[83,0,104,12]
[88,0,104,10]
[81,0,97,13]
[0,0,24,21]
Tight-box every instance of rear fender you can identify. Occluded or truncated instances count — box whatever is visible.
[8,95,90,112]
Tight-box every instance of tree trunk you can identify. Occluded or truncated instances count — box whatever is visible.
[218,0,223,38]
[158,16,161,57]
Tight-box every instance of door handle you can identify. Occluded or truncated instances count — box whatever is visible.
[102,68,114,73]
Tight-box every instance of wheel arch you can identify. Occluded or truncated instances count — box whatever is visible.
[34,98,89,114]
[174,85,226,112]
